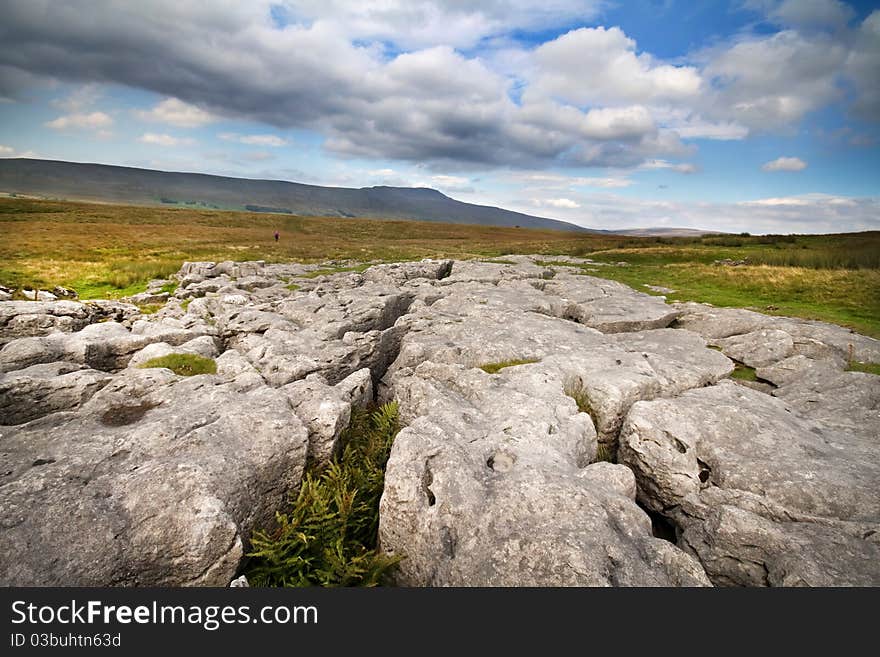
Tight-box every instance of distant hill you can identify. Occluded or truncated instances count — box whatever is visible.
[0,158,594,233]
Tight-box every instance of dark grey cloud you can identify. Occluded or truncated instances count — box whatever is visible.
[0,0,875,172]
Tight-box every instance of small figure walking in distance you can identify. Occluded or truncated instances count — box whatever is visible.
[274,230,279,242]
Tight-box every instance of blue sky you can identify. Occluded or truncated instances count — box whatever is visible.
[0,0,878,233]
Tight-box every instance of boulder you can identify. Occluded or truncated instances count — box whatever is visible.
[544,274,680,333]
[283,368,374,464]
[713,328,794,368]
[126,335,219,368]
[362,259,453,285]
[124,291,170,306]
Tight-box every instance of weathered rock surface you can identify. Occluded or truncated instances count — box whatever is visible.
[0,369,309,586]
[283,368,374,464]
[618,382,880,586]
[126,335,220,368]
[123,291,170,305]
[380,359,710,586]
[0,362,113,425]
[713,328,794,368]
[0,321,209,373]
[674,302,880,364]
[0,300,122,346]
[1,256,877,587]
[383,285,731,446]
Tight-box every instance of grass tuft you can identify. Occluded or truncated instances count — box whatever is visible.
[105,260,183,290]
[595,444,615,463]
[563,378,614,463]
[136,303,164,315]
[245,403,402,587]
[729,362,758,381]
[846,361,880,376]
[478,358,540,374]
[139,353,217,376]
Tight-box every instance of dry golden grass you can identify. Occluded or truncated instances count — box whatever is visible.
[0,197,625,296]
[1,197,877,336]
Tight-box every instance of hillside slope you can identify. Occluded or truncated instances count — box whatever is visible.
[0,158,591,232]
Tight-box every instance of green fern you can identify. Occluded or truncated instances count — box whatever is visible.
[245,402,402,587]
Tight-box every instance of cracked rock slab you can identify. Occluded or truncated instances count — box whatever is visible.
[385,295,731,447]
[379,360,711,586]
[618,381,880,586]
[0,362,113,425]
[0,369,308,586]
[674,302,880,364]
[0,321,210,373]
[2,257,876,588]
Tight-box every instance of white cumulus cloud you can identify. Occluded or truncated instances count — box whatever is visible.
[1,1,875,173]
[137,98,217,128]
[542,198,581,209]
[45,111,113,130]
[530,27,702,107]
[138,133,195,146]
[219,132,288,146]
[762,156,807,171]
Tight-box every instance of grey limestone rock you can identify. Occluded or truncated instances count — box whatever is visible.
[618,381,880,586]
[1,256,876,587]
[379,360,711,586]
[0,300,98,345]
[0,369,309,586]
[0,362,113,425]
[0,321,209,373]
[283,368,374,464]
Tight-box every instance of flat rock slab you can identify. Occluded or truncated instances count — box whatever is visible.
[674,302,880,364]
[380,360,710,586]
[385,292,731,446]
[0,369,308,586]
[618,381,880,586]
[0,300,138,346]
[0,321,209,373]
[0,362,112,425]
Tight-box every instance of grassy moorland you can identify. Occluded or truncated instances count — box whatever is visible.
[1,197,878,337]
[578,234,880,337]
[0,197,626,297]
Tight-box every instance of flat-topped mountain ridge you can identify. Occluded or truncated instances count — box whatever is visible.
[1,256,878,586]
[0,158,590,232]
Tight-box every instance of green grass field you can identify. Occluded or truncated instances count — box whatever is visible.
[1,197,878,337]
